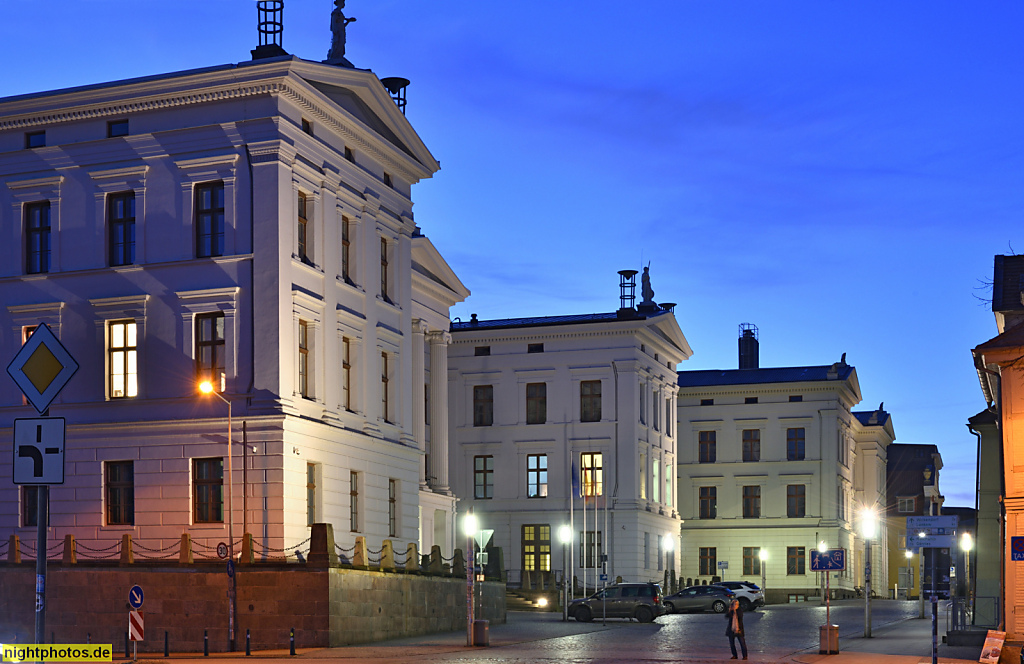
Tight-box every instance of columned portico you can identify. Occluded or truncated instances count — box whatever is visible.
[427,330,452,494]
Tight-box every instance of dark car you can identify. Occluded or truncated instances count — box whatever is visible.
[663,585,735,614]
[568,582,665,623]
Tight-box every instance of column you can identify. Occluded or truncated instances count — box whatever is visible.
[427,331,451,493]
[412,320,428,489]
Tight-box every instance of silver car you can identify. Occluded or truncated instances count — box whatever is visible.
[568,582,665,623]
[663,585,735,614]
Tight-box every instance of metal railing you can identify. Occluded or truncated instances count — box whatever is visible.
[948,596,1000,631]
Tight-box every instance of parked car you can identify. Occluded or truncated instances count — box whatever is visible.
[568,582,665,623]
[716,580,765,611]
[663,585,735,614]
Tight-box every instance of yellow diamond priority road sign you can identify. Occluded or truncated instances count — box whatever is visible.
[7,323,79,414]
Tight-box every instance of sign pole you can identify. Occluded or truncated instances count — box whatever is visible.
[34,484,47,646]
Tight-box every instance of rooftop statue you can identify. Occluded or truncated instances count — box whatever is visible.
[327,0,356,66]
[640,266,655,305]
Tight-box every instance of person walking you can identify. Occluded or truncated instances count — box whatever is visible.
[725,597,747,660]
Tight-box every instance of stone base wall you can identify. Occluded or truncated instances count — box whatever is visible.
[0,564,505,652]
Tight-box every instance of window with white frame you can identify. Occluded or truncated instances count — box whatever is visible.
[108,320,138,398]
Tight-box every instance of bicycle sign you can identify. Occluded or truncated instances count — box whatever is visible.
[810,549,846,572]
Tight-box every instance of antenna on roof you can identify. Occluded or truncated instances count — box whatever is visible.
[252,1,288,60]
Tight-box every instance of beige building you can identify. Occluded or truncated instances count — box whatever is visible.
[677,325,891,602]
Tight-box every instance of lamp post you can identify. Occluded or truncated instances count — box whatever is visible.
[199,379,236,651]
[861,508,877,638]
[664,534,675,591]
[559,525,572,621]
[961,533,973,622]
[917,531,927,619]
[464,512,477,646]
[758,549,768,602]
[818,540,828,605]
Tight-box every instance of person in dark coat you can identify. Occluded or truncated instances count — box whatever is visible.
[725,597,747,659]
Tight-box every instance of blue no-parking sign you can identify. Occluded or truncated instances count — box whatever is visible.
[1011,537,1024,561]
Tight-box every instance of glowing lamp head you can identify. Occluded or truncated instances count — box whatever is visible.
[961,533,973,552]
[861,507,877,539]
[758,549,768,562]
[558,525,572,544]
[663,535,675,552]
[199,380,215,394]
[537,597,549,608]
[464,513,477,537]
[905,550,913,559]
[818,541,827,553]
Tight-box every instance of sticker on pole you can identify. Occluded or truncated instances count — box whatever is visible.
[7,323,79,414]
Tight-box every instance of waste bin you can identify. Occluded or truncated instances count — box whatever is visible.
[819,624,839,654]
[473,619,489,646]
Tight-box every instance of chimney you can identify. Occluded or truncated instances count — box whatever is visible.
[738,323,759,370]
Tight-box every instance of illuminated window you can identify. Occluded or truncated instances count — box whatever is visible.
[522,524,551,572]
[527,454,547,498]
[581,452,603,497]
[109,320,138,398]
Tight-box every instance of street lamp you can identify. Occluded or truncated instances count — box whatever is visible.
[758,549,768,601]
[464,512,477,646]
[664,535,675,591]
[559,525,572,621]
[818,541,828,606]
[861,507,877,638]
[198,379,236,651]
[961,532,973,621]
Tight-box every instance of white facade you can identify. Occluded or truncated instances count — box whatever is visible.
[677,351,891,600]
[0,56,468,559]
[448,302,692,587]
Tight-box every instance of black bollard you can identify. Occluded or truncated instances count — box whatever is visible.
[204,630,209,657]
[245,629,250,656]
[125,632,130,658]
[289,628,295,656]
[164,631,169,658]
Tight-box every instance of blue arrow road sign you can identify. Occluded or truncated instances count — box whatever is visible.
[128,585,144,609]
[810,549,846,572]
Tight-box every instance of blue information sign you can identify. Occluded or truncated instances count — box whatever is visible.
[1011,537,1024,562]
[810,549,846,572]
[128,585,144,609]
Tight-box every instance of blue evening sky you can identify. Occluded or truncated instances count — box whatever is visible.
[3,1,1021,507]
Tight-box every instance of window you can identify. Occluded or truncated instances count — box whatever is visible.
[639,453,647,499]
[306,463,317,526]
[527,454,547,498]
[580,380,601,422]
[301,118,313,135]
[699,547,717,576]
[580,530,602,568]
[742,485,761,518]
[700,398,714,406]
[699,431,716,463]
[474,346,490,356]
[639,387,646,425]
[474,455,494,499]
[787,428,805,461]
[344,146,354,162]
[298,321,310,398]
[652,390,660,431]
[473,385,493,426]
[665,463,672,507]
[528,343,544,353]
[581,452,603,497]
[743,547,761,576]
[105,459,135,524]
[380,238,390,302]
[193,458,223,523]
[25,201,50,274]
[26,131,46,148]
[657,535,663,571]
[297,191,311,265]
[522,524,551,572]
[526,382,546,424]
[787,546,806,575]
[195,182,225,258]
[789,395,803,402]
[644,532,650,569]
[108,192,135,266]
[388,479,398,537]
[787,485,806,518]
[653,462,660,502]
[665,399,672,435]
[196,313,225,387]
[383,172,393,188]
[342,337,352,411]
[898,497,916,513]
[745,396,758,404]
[341,217,352,283]
[108,320,138,398]
[107,119,129,138]
[350,471,360,532]
[742,429,760,462]
[22,486,39,527]
[699,486,717,519]
[381,351,390,422]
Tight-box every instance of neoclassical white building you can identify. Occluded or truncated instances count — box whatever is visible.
[676,326,891,601]
[447,285,692,587]
[0,32,468,559]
